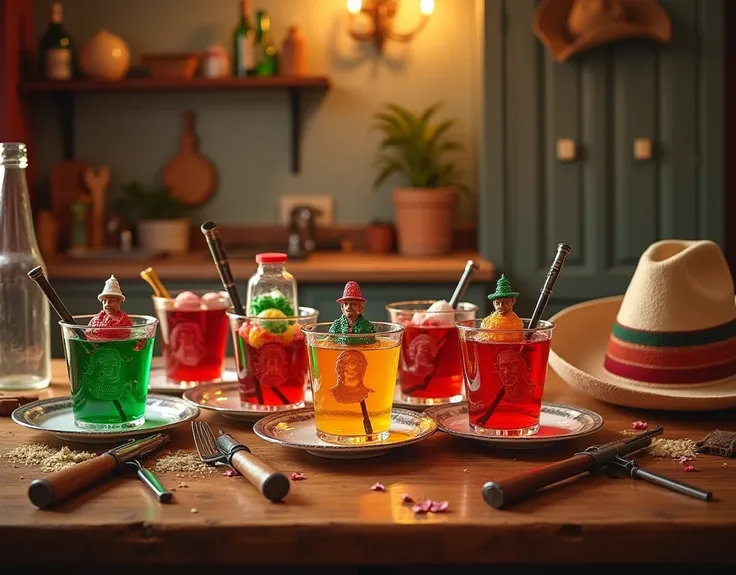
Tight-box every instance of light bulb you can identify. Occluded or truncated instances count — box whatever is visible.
[347,0,362,15]
[420,0,434,15]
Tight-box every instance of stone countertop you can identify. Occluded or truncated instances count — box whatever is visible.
[46,251,495,283]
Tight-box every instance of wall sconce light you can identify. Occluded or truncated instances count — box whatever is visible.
[347,0,434,52]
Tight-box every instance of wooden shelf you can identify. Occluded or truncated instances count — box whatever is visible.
[19,75,331,93]
[19,75,332,173]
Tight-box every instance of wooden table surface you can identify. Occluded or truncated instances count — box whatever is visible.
[46,251,495,283]
[1,360,735,566]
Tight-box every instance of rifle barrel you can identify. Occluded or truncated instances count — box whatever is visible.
[481,426,663,509]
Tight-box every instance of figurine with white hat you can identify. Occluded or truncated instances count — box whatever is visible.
[88,274,133,334]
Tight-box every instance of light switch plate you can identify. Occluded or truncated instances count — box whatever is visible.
[279,195,334,226]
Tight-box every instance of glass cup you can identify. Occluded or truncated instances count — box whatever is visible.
[386,300,478,406]
[152,291,231,387]
[302,322,404,445]
[456,319,554,437]
[228,306,319,412]
[59,314,158,430]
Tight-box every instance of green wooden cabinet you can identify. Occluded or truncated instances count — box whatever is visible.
[49,281,492,359]
[480,0,724,315]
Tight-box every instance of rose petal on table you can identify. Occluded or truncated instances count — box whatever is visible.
[684,465,697,472]
[290,472,307,481]
[429,501,449,513]
[632,420,648,430]
[224,469,238,477]
[679,456,693,464]
[401,493,414,503]
[411,500,433,514]
[370,482,386,492]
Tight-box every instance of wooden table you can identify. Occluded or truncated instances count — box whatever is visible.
[1,360,735,567]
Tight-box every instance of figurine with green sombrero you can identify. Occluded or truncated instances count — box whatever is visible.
[481,274,523,340]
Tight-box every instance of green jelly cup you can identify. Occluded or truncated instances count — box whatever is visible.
[59,314,158,430]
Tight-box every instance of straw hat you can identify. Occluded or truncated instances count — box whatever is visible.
[548,240,736,411]
[98,274,126,302]
[533,0,672,63]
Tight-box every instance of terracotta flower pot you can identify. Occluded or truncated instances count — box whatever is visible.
[366,224,395,254]
[392,187,457,256]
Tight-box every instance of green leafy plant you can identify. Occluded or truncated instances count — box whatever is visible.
[371,102,471,197]
[112,181,189,220]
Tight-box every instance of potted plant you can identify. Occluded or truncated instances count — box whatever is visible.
[365,219,395,254]
[372,102,471,256]
[112,181,191,254]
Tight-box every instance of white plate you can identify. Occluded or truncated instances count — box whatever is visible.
[253,407,438,459]
[424,402,604,449]
[11,394,200,444]
[182,382,309,423]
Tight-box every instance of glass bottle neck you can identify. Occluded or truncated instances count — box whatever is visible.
[257,263,286,274]
[0,144,40,254]
[50,2,63,24]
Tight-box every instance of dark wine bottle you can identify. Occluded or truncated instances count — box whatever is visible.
[38,2,74,80]
[233,0,256,77]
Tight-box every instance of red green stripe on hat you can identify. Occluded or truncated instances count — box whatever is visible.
[603,354,736,384]
[611,318,736,347]
[605,335,736,370]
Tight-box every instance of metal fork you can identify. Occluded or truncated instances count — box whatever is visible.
[190,420,290,502]
[191,420,231,469]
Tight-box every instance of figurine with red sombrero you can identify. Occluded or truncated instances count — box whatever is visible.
[329,281,376,345]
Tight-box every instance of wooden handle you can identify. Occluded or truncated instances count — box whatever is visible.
[181,110,196,152]
[482,454,592,509]
[28,454,118,509]
[230,449,290,502]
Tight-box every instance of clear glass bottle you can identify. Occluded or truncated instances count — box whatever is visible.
[246,253,299,317]
[0,143,51,390]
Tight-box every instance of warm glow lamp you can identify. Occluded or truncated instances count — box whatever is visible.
[346,0,434,52]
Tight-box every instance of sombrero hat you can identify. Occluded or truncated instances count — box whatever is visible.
[533,0,672,63]
[548,240,736,411]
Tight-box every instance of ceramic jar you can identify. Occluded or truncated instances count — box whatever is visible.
[80,28,130,81]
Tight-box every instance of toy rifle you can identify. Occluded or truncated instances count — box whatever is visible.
[482,426,713,509]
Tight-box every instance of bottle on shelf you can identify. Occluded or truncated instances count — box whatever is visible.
[38,1,75,80]
[255,10,277,77]
[281,24,307,76]
[233,0,257,77]
[0,143,51,391]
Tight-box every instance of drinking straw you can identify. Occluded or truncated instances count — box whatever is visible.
[140,267,171,299]
[476,244,571,427]
[403,260,478,395]
[27,266,128,421]
[201,221,271,405]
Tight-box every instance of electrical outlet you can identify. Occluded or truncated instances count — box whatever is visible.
[279,195,334,226]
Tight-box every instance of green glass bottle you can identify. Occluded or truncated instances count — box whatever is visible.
[38,2,74,80]
[233,0,256,77]
[255,10,277,77]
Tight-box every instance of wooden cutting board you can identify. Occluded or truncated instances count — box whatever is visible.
[163,110,216,206]
[50,159,91,251]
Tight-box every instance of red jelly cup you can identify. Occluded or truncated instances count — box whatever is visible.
[456,318,554,437]
[386,300,477,406]
[227,306,319,412]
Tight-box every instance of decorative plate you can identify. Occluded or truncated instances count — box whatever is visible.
[253,407,438,459]
[11,394,200,444]
[182,382,308,423]
[424,402,604,449]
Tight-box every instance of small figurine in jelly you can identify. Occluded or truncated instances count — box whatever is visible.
[481,274,523,342]
[329,281,376,345]
[88,274,133,340]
